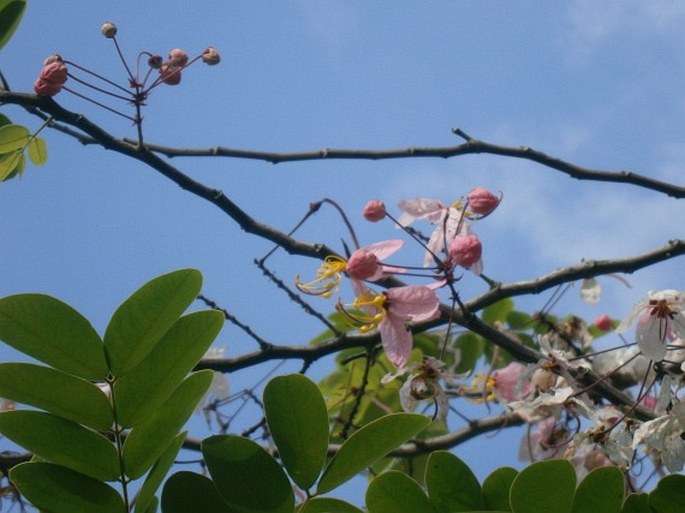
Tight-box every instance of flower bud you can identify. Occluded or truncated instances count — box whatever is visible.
[202,47,221,65]
[449,234,482,268]
[159,63,182,85]
[593,314,613,331]
[148,55,163,69]
[100,21,117,38]
[34,60,68,96]
[467,186,500,216]
[168,48,189,66]
[346,249,380,281]
[363,200,386,222]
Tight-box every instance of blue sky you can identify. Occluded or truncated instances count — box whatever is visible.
[1,0,684,506]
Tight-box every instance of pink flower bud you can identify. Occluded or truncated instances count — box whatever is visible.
[363,200,386,222]
[34,60,68,96]
[148,55,163,69]
[593,314,613,331]
[100,21,117,38]
[159,63,182,85]
[449,234,482,268]
[168,48,189,66]
[202,47,221,65]
[467,186,500,216]
[346,249,379,281]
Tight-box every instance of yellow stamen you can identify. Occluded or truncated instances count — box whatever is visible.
[295,256,347,298]
[336,291,388,332]
[461,374,496,404]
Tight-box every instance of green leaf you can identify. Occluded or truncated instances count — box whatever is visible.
[366,471,436,513]
[317,413,430,494]
[0,150,21,181]
[142,496,159,513]
[104,268,203,376]
[161,471,232,513]
[263,373,329,490]
[0,0,26,50]
[0,123,29,152]
[649,474,685,512]
[10,462,124,513]
[506,310,533,330]
[124,370,212,479]
[621,493,650,513]
[454,333,483,374]
[0,293,108,379]
[482,467,517,512]
[0,362,112,430]
[425,451,484,512]
[134,432,186,513]
[114,310,223,427]
[203,434,294,513]
[27,136,48,165]
[0,113,12,127]
[482,298,514,324]
[510,460,575,513]
[572,466,624,513]
[300,497,365,513]
[0,410,119,481]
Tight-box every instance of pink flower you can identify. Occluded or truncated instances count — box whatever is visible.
[593,314,613,331]
[381,286,440,367]
[363,200,386,222]
[346,249,378,281]
[34,59,68,96]
[467,186,500,216]
[492,362,531,402]
[338,285,440,368]
[449,234,482,272]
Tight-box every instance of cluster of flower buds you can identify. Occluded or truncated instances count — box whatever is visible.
[33,20,221,133]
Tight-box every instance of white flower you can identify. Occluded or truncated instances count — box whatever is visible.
[616,290,685,362]
[633,402,685,472]
[580,279,601,304]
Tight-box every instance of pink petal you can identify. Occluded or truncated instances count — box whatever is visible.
[380,312,413,368]
[397,198,446,225]
[366,239,404,260]
[387,285,440,322]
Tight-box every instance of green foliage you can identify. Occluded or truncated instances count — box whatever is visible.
[0,269,221,512]
[481,467,517,511]
[425,451,484,512]
[508,460,576,513]
[648,474,685,512]
[0,0,26,50]
[317,413,431,494]
[104,268,203,376]
[202,435,295,513]
[0,123,48,181]
[10,462,125,513]
[571,466,624,513]
[161,472,233,513]
[264,373,330,490]
[366,471,437,513]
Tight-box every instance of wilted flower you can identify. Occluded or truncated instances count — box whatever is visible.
[159,63,182,85]
[467,186,500,216]
[202,47,221,65]
[337,285,440,368]
[148,55,163,69]
[363,199,386,222]
[100,21,117,38]
[168,48,189,66]
[616,290,685,362]
[397,357,452,421]
[34,59,68,96]
[580,278,601,304]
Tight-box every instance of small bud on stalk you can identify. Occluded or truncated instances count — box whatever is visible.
[363,200,386,222]
[202,47,221,65]
[100,22,118,39]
